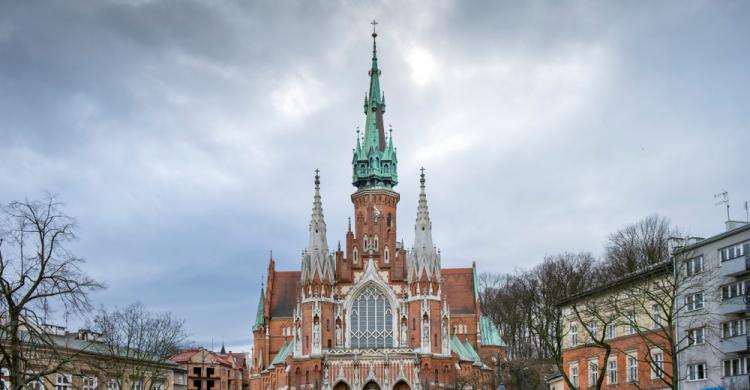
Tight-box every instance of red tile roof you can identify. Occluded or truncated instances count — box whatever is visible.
[270,271,300,317]
[443,267,476,314]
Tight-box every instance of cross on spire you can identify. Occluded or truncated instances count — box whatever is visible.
[371,19,378,36]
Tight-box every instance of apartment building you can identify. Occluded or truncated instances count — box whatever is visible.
[559,264,673,390]
[674,221,750,390]
[0,325,182,390]
[170,348,248,390]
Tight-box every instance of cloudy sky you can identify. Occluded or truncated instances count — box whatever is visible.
[1,1,749,351]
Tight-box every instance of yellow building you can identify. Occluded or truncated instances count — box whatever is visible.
[558,263,673,390]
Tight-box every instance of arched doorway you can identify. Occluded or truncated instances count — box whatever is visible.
[363,380,380,390]
[333,381,351,390]
[393,380,410,390]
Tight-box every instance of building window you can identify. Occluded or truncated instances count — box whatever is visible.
[606,323,616,339]
[687,363,707,381]
[374,235,379,250]
[685,292,704,311]
[1,368,10,390]
[722,281,748,300]
[29,380,45,390]
[720,241,749,262]
[82,377,97,390]
[685,256,704,276]
[723,357,749,377]
[384,246,390,264]
[353,248,359,263]
[350,285,394,348]
[626,310,637,335]
[651,349,664,379]
[722,319,747,338]
[688,327,705,345]
[587,320,597,342]
[55,374,72,390]
[588,359,598,386]
[193,381,201,390]
[652,304,662,329]
[569,323,577,347]
[626,353,638,383]
[607,358,617,385]
[569,362,579,388]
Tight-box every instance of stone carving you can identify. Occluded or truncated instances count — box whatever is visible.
[335,323,342,347]
[313,318,320,349]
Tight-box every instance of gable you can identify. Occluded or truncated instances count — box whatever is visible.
[270,271,300,317]
[443,267,476,315]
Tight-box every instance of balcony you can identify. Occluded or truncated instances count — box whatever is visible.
[723,375,750,390]
[718,296,750,315]
[721,335,750,354]
[721,255,750,277]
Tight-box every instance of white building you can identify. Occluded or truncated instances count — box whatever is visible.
[675,221,750,390]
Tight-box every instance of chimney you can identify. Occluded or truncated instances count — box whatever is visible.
[726,220,749,232]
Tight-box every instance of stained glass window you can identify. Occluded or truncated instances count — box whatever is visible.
[350,285,394,348]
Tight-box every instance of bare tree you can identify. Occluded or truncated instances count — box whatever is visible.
[92,302,187,390]
[603,214,674,278]
[0,195,104,390]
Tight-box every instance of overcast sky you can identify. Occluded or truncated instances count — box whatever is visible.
[1,1,749,352]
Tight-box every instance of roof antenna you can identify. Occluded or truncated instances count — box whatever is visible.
[714,190,730,221]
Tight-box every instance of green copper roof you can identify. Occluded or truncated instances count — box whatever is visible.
[463,339,483,362]
[480,316,506,347]
[269,342,292,367]
[252,288,265,331]
[451,335,482,364]
[352,30,398,190]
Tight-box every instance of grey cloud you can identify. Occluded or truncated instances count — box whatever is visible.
[1,0,749,351]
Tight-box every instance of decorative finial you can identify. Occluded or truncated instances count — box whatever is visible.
[269,250,273,260]
[420,167,426,189]
[371,19,378,37]
[314,169,320,189]
[348,216,352,232]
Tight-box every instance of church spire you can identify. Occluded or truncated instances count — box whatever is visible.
[352,21,398,190]
[408,168,441,284]
[301,170,335,286]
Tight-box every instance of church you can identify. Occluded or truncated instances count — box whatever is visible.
[249,27,505,390]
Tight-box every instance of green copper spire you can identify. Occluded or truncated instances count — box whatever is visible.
[352,21,398,190]
[252,285,265,331]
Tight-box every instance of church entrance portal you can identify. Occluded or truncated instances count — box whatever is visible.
[363,381,380,390]
[392,380,410,390]
[333,382,351,390]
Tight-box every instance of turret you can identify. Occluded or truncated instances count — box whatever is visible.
[407,169,442,291]
[300,170,336,295]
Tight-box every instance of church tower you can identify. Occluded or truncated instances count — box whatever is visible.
[251,24,506,390]
[297,171,336,357]
[346,27,405,281]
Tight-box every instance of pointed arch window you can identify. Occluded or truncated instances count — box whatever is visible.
[350,285,394,348]
[353,248,359,264]
[374,235,379,250]
[384,246,390,264]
